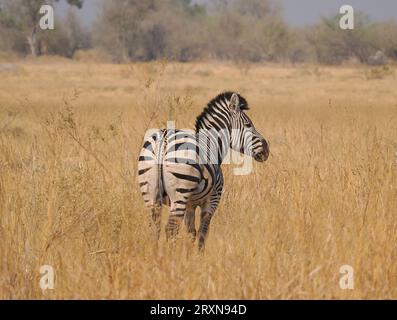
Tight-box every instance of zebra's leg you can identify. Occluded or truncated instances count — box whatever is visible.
[198,194,220,250]
[184,204,197,242]
[198,209,213,250]
[162,160,199,242]
[150,205,162,240]
[165,201,187,241]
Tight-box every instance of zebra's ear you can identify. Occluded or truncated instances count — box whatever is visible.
[229,93,240,111]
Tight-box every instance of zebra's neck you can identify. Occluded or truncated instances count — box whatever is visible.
[196,125,230,165]
[195,101,232,165]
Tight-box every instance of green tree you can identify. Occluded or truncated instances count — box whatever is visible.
[208,0,289,62]
[0,0,83,56]
[94,0,206,62]
[40,10,90,57]
[306,12,377,64]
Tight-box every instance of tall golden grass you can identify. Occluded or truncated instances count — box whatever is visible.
[0,58,396,299]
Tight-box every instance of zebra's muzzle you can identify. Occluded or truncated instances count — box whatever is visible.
[254,140,269,162]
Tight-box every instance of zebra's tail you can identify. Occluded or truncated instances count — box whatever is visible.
[138,129,167,208]
[155,130,167,207]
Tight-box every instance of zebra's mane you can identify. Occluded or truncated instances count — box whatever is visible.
[195,92,249,132]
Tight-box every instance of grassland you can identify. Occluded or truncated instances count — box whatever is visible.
[0,57,396,299]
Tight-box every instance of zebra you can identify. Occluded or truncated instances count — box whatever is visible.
[138,92,269,250]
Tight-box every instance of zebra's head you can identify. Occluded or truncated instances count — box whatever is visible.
[228,93,269,162]
[195,92,270,163]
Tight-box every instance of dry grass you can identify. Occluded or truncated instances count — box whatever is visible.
[0,58,396,299]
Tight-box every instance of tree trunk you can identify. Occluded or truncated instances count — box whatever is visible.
[27,26,38,56]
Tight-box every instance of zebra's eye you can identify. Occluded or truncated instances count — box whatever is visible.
[244,122,252,128]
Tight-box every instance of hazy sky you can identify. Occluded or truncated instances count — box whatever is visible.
[55,0,397,27]
[280,0,397,26]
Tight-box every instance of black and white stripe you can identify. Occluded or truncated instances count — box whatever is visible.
[138,92,269,249]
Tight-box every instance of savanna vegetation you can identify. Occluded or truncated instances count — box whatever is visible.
[0,0,396,64]
[0,59,396,299]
